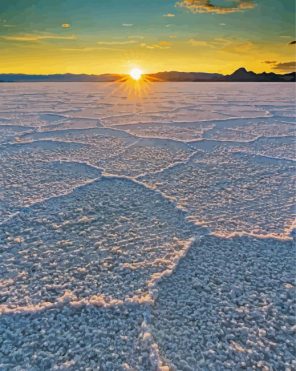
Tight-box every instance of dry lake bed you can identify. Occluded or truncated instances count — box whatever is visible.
[0,82,295,370]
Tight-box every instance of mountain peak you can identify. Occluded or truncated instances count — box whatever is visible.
[229,67,257,80]
[235,67,249,73]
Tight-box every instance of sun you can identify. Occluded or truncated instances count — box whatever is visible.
[115,66,152,98]
[130,68,142,81]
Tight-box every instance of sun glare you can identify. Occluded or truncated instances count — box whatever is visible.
[130,68,142,81]
[113,66,154,99]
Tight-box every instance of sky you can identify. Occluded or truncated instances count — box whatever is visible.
[0,0,295,74]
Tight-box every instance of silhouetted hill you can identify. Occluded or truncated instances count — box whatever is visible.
[224,68,295,82]
[282,72,296,81]
[0,68,294,82]
[0,73,121,82]
[226,67,257,81]
[149,71,223,81]
[150,68,295,82]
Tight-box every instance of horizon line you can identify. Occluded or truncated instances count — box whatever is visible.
[0,68,295,76]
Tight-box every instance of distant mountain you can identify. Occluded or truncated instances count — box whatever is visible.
[224,67,295,82]
[226,67,258,81]
[152,68,295,82]
[148,71,223,81]
[281,72,296,81]
[0,68,295,82]
[0,73,121,82]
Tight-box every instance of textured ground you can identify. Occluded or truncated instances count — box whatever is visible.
[0,82,295,370]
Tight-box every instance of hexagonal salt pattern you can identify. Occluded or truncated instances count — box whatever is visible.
[140,141,295,239]
[0,82,295,370]
[1,177,196,311]
[150,235,295,370]
[0,143,101,223]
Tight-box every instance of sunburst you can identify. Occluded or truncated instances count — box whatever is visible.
[130,68,142,81]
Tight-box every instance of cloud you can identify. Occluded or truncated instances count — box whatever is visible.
[62,23,71,28]
[64,46,123,52]
[63,47,96,52]
[0,33,77,42]
[163,13,176,17]
[188,38,209,46]
[1,19,15,27]
[128,35,144,39]
[272,61,296,72]
[158,41,172,47]
[141,41,172,49]
[122,23,133,27]
[289,41,296,45]
[188,36,254,53]
[208,37,255,53]
[263,60,277,64]
[97,40,137,45]
[223,40,254,53]
[176,0,256,14]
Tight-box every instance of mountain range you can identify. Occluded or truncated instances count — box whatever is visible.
[0,68,295,82]
[150,68,295,82]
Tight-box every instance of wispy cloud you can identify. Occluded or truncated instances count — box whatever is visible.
[188,38,209,46]
[62,23,71,28]
[158,41,172,47]
[63,47,96,52]
[141,41,172,49]
[163,13,176,17]
[219,39,255,53]
[97,40,137,45]
[188,36,255,53]
[122,23,133,27]
[176,0,256,14]
[0,33,77,42]
[272,61,296,72]
[263,60,296,72]
[289,41,296,45]
[128,35,144,40]
[1,19,16,27]
[63,46,123,52]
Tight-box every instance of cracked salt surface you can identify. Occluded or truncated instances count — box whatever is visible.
[0,82,295,370]
[1,177,196,310]
[140,141,295,239]
[150,236,295,370]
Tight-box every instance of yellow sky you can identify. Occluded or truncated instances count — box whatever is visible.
[0,38,294,75]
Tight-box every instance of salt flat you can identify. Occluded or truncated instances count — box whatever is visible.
[0,82,295,370]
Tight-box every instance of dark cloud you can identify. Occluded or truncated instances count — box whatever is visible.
[264,61,277,64]
[176,0,256,14]
[289,40,296,45]
[273,61,296,72]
